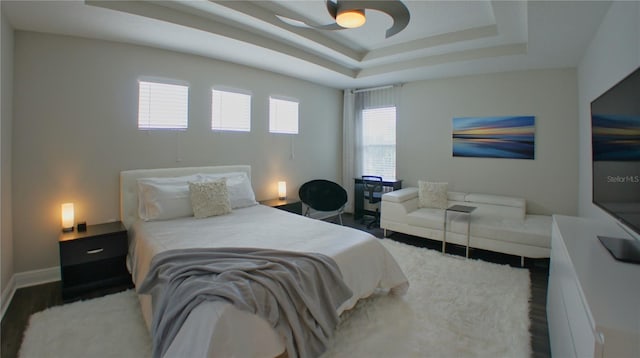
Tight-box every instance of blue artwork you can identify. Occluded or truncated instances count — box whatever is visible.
[592,114,640,161]
[452,116,535,159]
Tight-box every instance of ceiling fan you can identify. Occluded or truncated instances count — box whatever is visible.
[277,0,411,39]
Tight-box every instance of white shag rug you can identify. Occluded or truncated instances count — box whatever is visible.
[19,239,531,358]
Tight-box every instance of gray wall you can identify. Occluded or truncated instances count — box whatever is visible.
[397,69,579,215]
[1,9,14,297]
[12,31,343,273]
[577,0,640,235]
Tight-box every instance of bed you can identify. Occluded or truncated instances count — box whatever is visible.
[120,165,409,357]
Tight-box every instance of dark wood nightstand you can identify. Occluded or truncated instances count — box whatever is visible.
[58,221,132,301]
[260,198,302,215]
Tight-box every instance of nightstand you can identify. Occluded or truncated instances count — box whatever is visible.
[58,221,132,301]
[260,198,302,215]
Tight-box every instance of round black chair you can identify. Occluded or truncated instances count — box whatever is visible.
[298,179,348,225]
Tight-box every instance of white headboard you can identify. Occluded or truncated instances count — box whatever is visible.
[120,165,252,229]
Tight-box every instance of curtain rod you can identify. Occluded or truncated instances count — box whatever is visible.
[351,83,401,94]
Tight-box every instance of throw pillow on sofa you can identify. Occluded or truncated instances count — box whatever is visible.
[418,181,448,209]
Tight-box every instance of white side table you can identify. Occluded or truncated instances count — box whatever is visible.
[442,205,476,258]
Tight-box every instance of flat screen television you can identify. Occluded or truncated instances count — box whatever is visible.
[591,66,640,254]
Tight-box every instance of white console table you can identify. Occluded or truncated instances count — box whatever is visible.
[547,215,640,358]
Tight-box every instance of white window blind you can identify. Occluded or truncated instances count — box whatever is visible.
[211,89,251,132]
[269,97,299,134]
[138,80,188,130]
[362,106,396,179]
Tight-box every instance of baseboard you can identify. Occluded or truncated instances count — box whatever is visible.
[14,266,60,289]
[1,266,60,320]
[1,275,16,320]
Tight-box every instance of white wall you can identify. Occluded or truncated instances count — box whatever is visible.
[577,1,640,225]
[12,31,342,273]
[1,8,14,300]
[397,69,579,215]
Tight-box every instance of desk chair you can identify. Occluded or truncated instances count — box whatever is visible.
[299,179,348,225]
[362,175,383,228]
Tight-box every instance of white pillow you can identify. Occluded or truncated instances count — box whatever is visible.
[136,171,257,221]
[189,180,231,218]
[198,172,258,209]
[137,174,200,221]
[418,180,449,209]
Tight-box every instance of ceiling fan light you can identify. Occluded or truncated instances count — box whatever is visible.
[336,9,366,29]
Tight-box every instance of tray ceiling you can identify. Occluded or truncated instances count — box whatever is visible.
[3,0,612,89]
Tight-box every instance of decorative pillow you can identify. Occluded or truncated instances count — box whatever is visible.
[137,174,201,221]
[198,172,258,209]
[189,180,232,219]
[418,181,449,209]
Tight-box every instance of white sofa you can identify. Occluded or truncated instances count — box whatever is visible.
[380,188,551,262]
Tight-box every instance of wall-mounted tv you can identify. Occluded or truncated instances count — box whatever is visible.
[591,66,640,240]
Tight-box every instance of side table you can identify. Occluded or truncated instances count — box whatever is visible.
[260,198,302,215]
[443,205,476,258]
[59,221,132,301]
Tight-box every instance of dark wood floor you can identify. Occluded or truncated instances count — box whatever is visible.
[1,213,550,358]
[1,281,63,358]
[0,280,131,358]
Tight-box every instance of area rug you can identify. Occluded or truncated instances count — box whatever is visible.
[19,239,531,358]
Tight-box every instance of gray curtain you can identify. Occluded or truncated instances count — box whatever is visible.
[342,85,401,213]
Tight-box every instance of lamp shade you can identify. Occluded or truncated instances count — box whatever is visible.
[336,8,366,28]
[278,181,287,200]
[61,203,74,232]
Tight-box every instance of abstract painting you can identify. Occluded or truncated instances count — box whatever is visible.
[452,116,535,159]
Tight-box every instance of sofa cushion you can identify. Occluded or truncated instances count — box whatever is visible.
[448,191,466,202]
[464,193,525,208]
[418,181,448,209]
[464,194,526,220]
[470,214,551,248]
[471,204,524,221]
[407,207,445,230]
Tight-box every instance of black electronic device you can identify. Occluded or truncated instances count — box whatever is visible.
[597,235,640,264]
[591,66,640,239]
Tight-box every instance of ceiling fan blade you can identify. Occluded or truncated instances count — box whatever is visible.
[316,22,346,31]
[276,1,342,31]
[326,0,338,20]
[275,15,313,29]
[278,0,410,36]
[338,0,410,38]
[275,15,343,30]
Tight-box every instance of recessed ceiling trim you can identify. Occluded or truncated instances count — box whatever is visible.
[212,0,365,62]
[2,0,607,89]
[363,24,499,62]
[87,0,358,78]
[357,43,528,78]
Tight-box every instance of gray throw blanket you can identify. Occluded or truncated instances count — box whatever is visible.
[137,247,353,358]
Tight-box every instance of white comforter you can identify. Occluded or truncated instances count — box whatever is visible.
[128,204,409,358]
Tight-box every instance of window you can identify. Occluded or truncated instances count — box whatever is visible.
[269,96,299,134]
[211,88,251,132]
[362,106,396,179]
[138,80,188,130]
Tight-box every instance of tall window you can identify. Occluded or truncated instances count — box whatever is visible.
[362,106,396,179]
[211,88,251,132]
[269,96,299,134]
[138,80,188,130]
